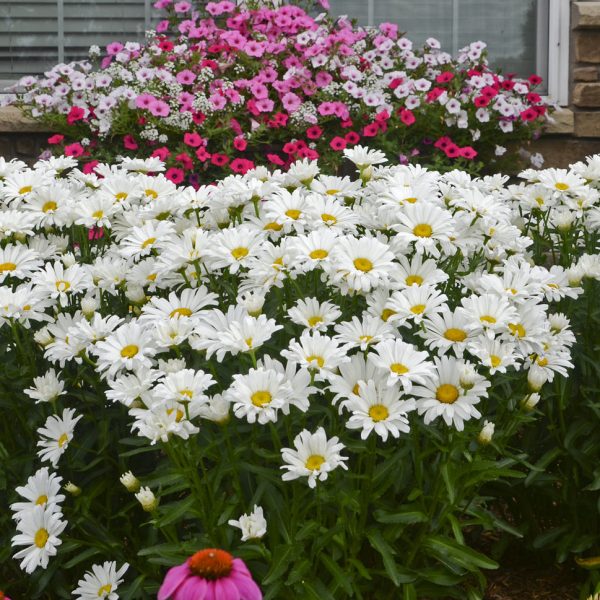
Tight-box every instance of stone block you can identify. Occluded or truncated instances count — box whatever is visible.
[574,66,598,81]
[0,106,49,133]
[15,135,39,157]
[544,109,574,134]
[575,31,600,63]
[573,2,600,28]
[575,111,600,137]
[532,135,600,167]
[573,83,600,106]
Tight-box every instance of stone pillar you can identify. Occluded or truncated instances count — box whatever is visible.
[572,1,600,137]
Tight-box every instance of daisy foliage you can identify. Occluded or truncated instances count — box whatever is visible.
[1,150,599,599]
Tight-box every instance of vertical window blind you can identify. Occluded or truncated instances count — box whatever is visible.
[0,0,156,85]
[1,0,548,89]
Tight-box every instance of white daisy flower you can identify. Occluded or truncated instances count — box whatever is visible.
[287,297,342,331]
[10,467,65,517]
[340,380,415,441]
[36,408,82,467]
[281,427,348,488]
[12,505,66,574]
[72,561,129,600]
[228,505,267,541]
[24,369,66,403]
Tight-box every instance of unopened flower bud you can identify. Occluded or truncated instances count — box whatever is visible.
[81,294,99,316]
[64,482,81,496]
[34,326,53,347]
[62,252,77,267]
[527,368,547,392]
[459,364,477,390]
[135,486,158,512]
[125,285,146,303]
[478,420,495,444]
[522,392,540,410]
[120,471,141,492]
[238,291,265,317]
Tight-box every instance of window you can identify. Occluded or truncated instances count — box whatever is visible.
[1,0,570,103]
[329,0,570,103]
[0,0,158,90]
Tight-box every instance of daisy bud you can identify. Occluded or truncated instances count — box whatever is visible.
[157,358,187,374]
[522,392,540,410]
[125,285,146,303]
[135,487,158,512]
[553,210,573,232]
[62,252,77,267]
[238,291,265,317]
[527,368,547,392]
[567,266,584,287]
[202,394,230,425]
[459,364,477,390]
[81,294,99,317]
[34,326,54,347]
[120,471,141,492]
[477,420,495,444]
[15,231,27,242]
[228,505,267,541]
[64,482,81,496]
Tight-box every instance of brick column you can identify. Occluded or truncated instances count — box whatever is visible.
[572,1,600,136]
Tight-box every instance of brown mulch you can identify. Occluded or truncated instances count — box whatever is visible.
[485,562,580,600]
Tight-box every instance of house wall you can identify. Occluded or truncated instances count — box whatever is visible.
[1,0,600,169]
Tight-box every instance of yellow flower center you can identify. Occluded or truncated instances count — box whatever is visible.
[406,274,423,286]
[305,454,325,471]
[231,246,249,260]
[145,189,158,199]
[141,237,156,249]
[506,287,518,295]
[369,404,389,422]
[115,192,128,201]
[410,304,426,315]
[554,182,569,191]
[353,258,373,272]
[18,185,32,195]
[42,201,57,213]
[537,357,549,367]
[272,257,284,269]
[97,584,113,596]
[352,383,360,395]
[180,389,193,398]
[359,335,373,343]
[35,494,48,505]
[405,197,418,204]
[413,223,433,238]
[92,210,104,219]
[169,307,192,318]
[381,308,396,322]
[490,355,501,368]
[480,315,497,325]
[245,337,253,348]
[166,408,184,422]
[55,280,71,292]
[444,328,467,342]
[508,323,526,338]
[306,354,324,368]
[309,249,328,260]
[535,197,544,206]
[147,273,157,281]
[120,344,139,359]
[321,213,337,224]
[0,262,17,273]
[285,209,301,220]
[326,189,340,195]
[436,384,459,404]
[307,316,323,328]
[58,433,69,447]
[390,363,409,375]
[34,528,49,548]
[251,390,272,407]
[263,221,282,231]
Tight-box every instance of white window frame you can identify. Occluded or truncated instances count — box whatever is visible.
[546,0,570,105]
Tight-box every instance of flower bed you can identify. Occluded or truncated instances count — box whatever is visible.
[3,0,550,182]
[1,148,599,598]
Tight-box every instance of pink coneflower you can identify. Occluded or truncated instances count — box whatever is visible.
[158,549,262,600]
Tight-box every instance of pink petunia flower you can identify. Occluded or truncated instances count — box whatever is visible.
[165,167,185,184]
[183,132,204,147]
[158,549,262,600]
[67,106,86,124]
[47,134,64,145]
[64,142,84,157]
[176,70,196,85]
[149,100,170,117]
[123,135,138,150]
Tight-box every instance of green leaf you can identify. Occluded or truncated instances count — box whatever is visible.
[62,546,100,569]
[320,553,354,595]
[423,535,498,572]
[374,507,428,525]
[262,544,295,585]
[154,495,196,527]
[367,529,416,585]
[403,583,417,600]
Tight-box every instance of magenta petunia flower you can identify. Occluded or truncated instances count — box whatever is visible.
[158,549,262,600]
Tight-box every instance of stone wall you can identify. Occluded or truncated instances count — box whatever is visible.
[0,107,50,164]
